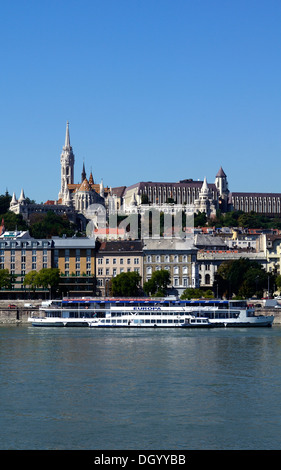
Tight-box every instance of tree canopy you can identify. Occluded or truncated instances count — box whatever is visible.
[275,275,281,292]
[109,271,142,296]
[143,269,171,297]
[0,211,28,232]
[180,288,214,300]
[215,258,272,299]
[211,210,281,230]
[24,268,60,296]
[0,269,16,289]
[29,211,77,238]
[0,192,12,215]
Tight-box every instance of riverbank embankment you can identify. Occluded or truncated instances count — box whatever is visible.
[0,300,41,324]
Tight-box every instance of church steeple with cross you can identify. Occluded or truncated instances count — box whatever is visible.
[58,121,75,203]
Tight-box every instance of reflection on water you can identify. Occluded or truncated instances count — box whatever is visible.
[1,325,281,450]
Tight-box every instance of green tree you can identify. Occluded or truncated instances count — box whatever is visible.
[29,211,77,238]
[181,288,214,300]
[210,209,281,230]
[194,211,207,227]
[110,271,141,296]
[1,212,28,231]
[215,258,271,298]
[0,192,11,214]
[275,275,281,292]
[0,269,15,289]
[23,271,39,292]
[24,268,60,297]
[37,268,60,293]
[237,212,265,229]
[143,269,171,297]
[222,210,244,227]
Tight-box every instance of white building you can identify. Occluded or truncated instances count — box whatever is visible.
[143,238,199,295]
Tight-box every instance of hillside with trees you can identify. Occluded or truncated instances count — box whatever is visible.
[0,192,79,238]
[209,210,281,230]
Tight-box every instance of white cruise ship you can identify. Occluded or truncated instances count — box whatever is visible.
[29,297,274,328]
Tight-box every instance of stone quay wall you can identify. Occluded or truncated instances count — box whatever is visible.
[0,300,41,324]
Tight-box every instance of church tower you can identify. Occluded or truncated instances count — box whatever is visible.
[193,177,217,217]
[58,121,75,203]
[215,167,229,212]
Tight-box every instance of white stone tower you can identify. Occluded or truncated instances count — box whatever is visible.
[215,166,229,212]
[194,177,216,217]
[58,121,75,203]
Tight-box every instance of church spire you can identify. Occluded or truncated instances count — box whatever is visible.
[81,161,86,183]
[64,121,71,149]
[59,121,75,201]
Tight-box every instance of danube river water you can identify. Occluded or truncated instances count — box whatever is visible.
[1,324,281,450]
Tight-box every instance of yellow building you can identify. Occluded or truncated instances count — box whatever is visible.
[53,237,96,296]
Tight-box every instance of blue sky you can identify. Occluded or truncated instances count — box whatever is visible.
[1,0,281,203]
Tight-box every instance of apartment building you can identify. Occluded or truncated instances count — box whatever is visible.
[95,240,143,296]
[52,236,96,296]
[258,234,281,275]
[143,238,199,295]
[0,230,53,296]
